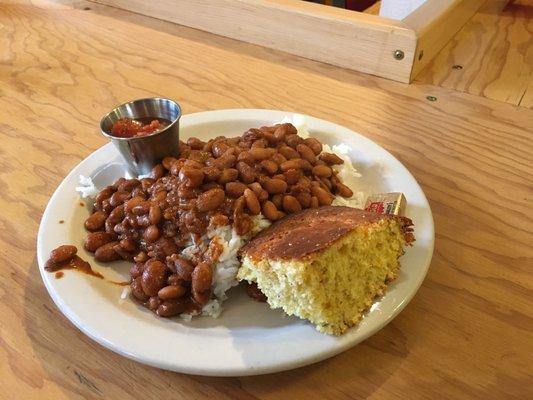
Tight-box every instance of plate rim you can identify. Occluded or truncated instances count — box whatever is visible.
[37,108,434,376]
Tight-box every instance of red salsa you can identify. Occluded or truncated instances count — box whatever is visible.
[111,117,171,138]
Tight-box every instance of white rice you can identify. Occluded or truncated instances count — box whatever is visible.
[78,115,364,319]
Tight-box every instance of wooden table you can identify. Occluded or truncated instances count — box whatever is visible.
[1,1,531,399]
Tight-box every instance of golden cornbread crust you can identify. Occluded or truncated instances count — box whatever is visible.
[238,206,415,335]
[240,206,414,261]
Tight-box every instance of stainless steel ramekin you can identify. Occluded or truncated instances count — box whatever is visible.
[100,98,181,176]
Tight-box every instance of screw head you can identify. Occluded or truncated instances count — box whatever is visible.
[426,96,437,102]
[418,50,424,61]
[452,64,463,70]
[393,50,405,60]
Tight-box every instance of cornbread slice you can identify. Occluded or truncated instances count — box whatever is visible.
[238,206,414,335]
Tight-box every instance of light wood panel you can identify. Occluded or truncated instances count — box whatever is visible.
[405,0,487,80]
[91,0,417,83]
[416,0,533,107]
[0,1,532,399]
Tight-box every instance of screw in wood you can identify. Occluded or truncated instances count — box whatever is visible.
[426,96,437,102]
[393,50,405,60]
[452,65,463,70]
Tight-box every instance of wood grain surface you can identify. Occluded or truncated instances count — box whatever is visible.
[416,0,533,107]
[0,1,532,399]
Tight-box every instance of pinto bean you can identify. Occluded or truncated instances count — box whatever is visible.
[197,188,225,212]
[282,195,302,213]
[319,152,344,165]
[312,164,332,178]
[236,161,256,184]
[141,260,167,297]
[191,262,213,305]
[84,232,117,252]
[157,299,189,317]
[262,201,284,221]
[49,245,77,263]
[158,285,187,300]
[311,186,334,206]
[304,137,323,155]
[84,211,107,231]
[94,241,121,262]
[131,277,149,302]
[263,178,287,194]
[243,188,261,215]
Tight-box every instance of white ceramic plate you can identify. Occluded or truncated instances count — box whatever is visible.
[37,109,434,376]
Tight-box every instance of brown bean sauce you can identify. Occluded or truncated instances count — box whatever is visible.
[46,255,104,279]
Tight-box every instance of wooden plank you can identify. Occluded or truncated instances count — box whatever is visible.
[416,0,533,106]
[2,1,533,399]
[91,0,417,83]
[405,0,487,80]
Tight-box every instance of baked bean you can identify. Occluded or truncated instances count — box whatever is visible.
[226,181,247,198]
[218,168,239,184]
[187,137,205,150]
[271,194,283,209]
[249,147,275,161]
[178,166,204,188]
[236,161,256,184]
[112,177,126,189]
[167,274,181,286]
[157,299,189,317]
[284,169,302,185]
[134,251,148,263]
[191,262,213,305]
[304,137,323,155]
[84,211,107,231]
[101,199,113,213]
[278,123,297,136]
[170,256,195,281]
[108,204,125,223]
[280,159,312,172]
[50,245,77,263]
[237,150,255,166]
[278,145,300,160]
[285,134,303,148]
[95,187,115,206]
[274,124,296,141]
[149,204,161,225]
[313,164,332,178]
[248,182,269,202]
[183,159,204,170]
[213,152,236,169]
[310,196,319,208]
[311,186,334,206]
[262,201,284,221]
[84,232,117,252]
[319,152,344,165]
[197,188,225,212]
[118,179,140,192]
[295,191,312,208]
[95,241,121,262]
[202,140,214,152]
[203,166,221,182]
[243,128,264,141]
[271,153,287,166]
[141,178,155,191]
[120,238,136,252]
[132,201,151,215]
[124,196,144,213]
[158,285,187,300]
[335,182,354,198]
[131,277,149,301]
[263,178,287,194]
[243,189,260,215]
[147,296,161,311]
[151,164,165,180]
[141,260,167,296]
[320,177,333,190]
[109,191,130,207]
[251,138,268,149]
[188,150,211,164]
[282,195,302,213]
[234,210,252,236]
[260,159,278,175]
[144,225,160,243]
[296,144,316,164]
[212,141,230,158]
[130,262,145,279]
[113,244,133,261]
[162,157,177,170]
[178,143,191,159]
[170,162,182,176]
[272,174,286,181]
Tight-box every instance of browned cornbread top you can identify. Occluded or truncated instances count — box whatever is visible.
[241,206,414,261]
